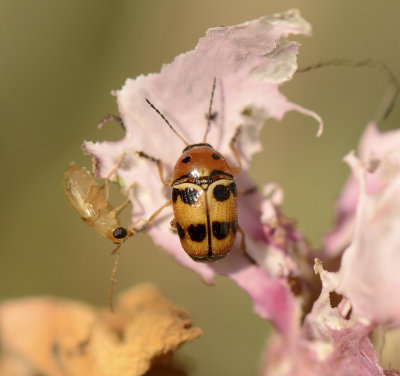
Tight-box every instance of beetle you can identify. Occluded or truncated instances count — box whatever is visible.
[138,78,254,263]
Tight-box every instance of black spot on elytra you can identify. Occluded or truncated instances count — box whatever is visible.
[213,184,230,201]
[172,188,179,203]
[172,187,200,205]
[212,153,220,160]
[188,224,206,242]
[212,221,230,240]
[182,155,191,163]
[176,222,185,239]
[181,187,200,205]
[229,182,237,196]
[231,219,238,234]
[113,227,128,239]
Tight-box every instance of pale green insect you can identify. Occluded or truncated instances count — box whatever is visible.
[63,162,135,311]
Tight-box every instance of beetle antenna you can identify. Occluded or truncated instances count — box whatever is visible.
[145,98,189,146]
[203,77,217,143]
[108,244,122,312]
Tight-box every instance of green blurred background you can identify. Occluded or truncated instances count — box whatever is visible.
[1,1,399,375]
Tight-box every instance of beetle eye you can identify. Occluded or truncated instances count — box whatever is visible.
[113,227,128,239]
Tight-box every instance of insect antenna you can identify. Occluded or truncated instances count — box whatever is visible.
[203,77,217,143]
[108,244,122,312]
[145,98,189,146]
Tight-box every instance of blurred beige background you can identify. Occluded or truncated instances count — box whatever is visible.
[1,1,399,375]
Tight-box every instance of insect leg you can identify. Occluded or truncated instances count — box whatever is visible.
[108,199,172,312]
[229,126,242,174]
[237,225,256,264]
[103,154,126,202]
[148,200,173,223]
[131,200,173,232]
[136,151,172,186]
[237,186,258,196]
[109,244,122,312]
[110,182,137,215]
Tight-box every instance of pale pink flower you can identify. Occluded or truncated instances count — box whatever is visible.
[338,144,400,326]
[261,123,400,375]
[260,260,389,376]
[324,122,400,256]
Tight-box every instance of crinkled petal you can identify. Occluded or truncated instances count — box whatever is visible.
[324,122,400,256]
[337,150,400,326]
[260,260,386,376]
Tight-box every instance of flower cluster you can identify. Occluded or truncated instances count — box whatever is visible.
[261,123,400,376]
[84,9,322,335]
[84,10,400,375]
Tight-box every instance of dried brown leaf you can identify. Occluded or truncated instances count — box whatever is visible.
[0,284,202,376]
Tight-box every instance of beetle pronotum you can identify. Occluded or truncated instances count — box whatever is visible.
[139,78,255,263]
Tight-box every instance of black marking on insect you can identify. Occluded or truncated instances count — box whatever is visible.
[183,143,213,152]
[229,182,237,197]
[209,170,234,179]
[188,224,207,242]
[180,187,201,205]
[212,221,230,240]
[176,222,185,239]
[113,227,128,239]
[213,184,231,202]
[172,188,180,203]
[231,219,238,234]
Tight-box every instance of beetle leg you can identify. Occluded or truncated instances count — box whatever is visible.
[136,151,172,186]
[147,200,173,224]
[103,153,126,201]
[129,200,173,232]
[237,186,258,196]
[229,126,242,174]
[237,225,256,264]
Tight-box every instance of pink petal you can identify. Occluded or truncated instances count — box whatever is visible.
[337,150,400,326]
[260,260,386,376]
[324,122,400,256]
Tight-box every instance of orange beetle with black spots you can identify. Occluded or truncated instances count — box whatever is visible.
[138,79,254,263]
